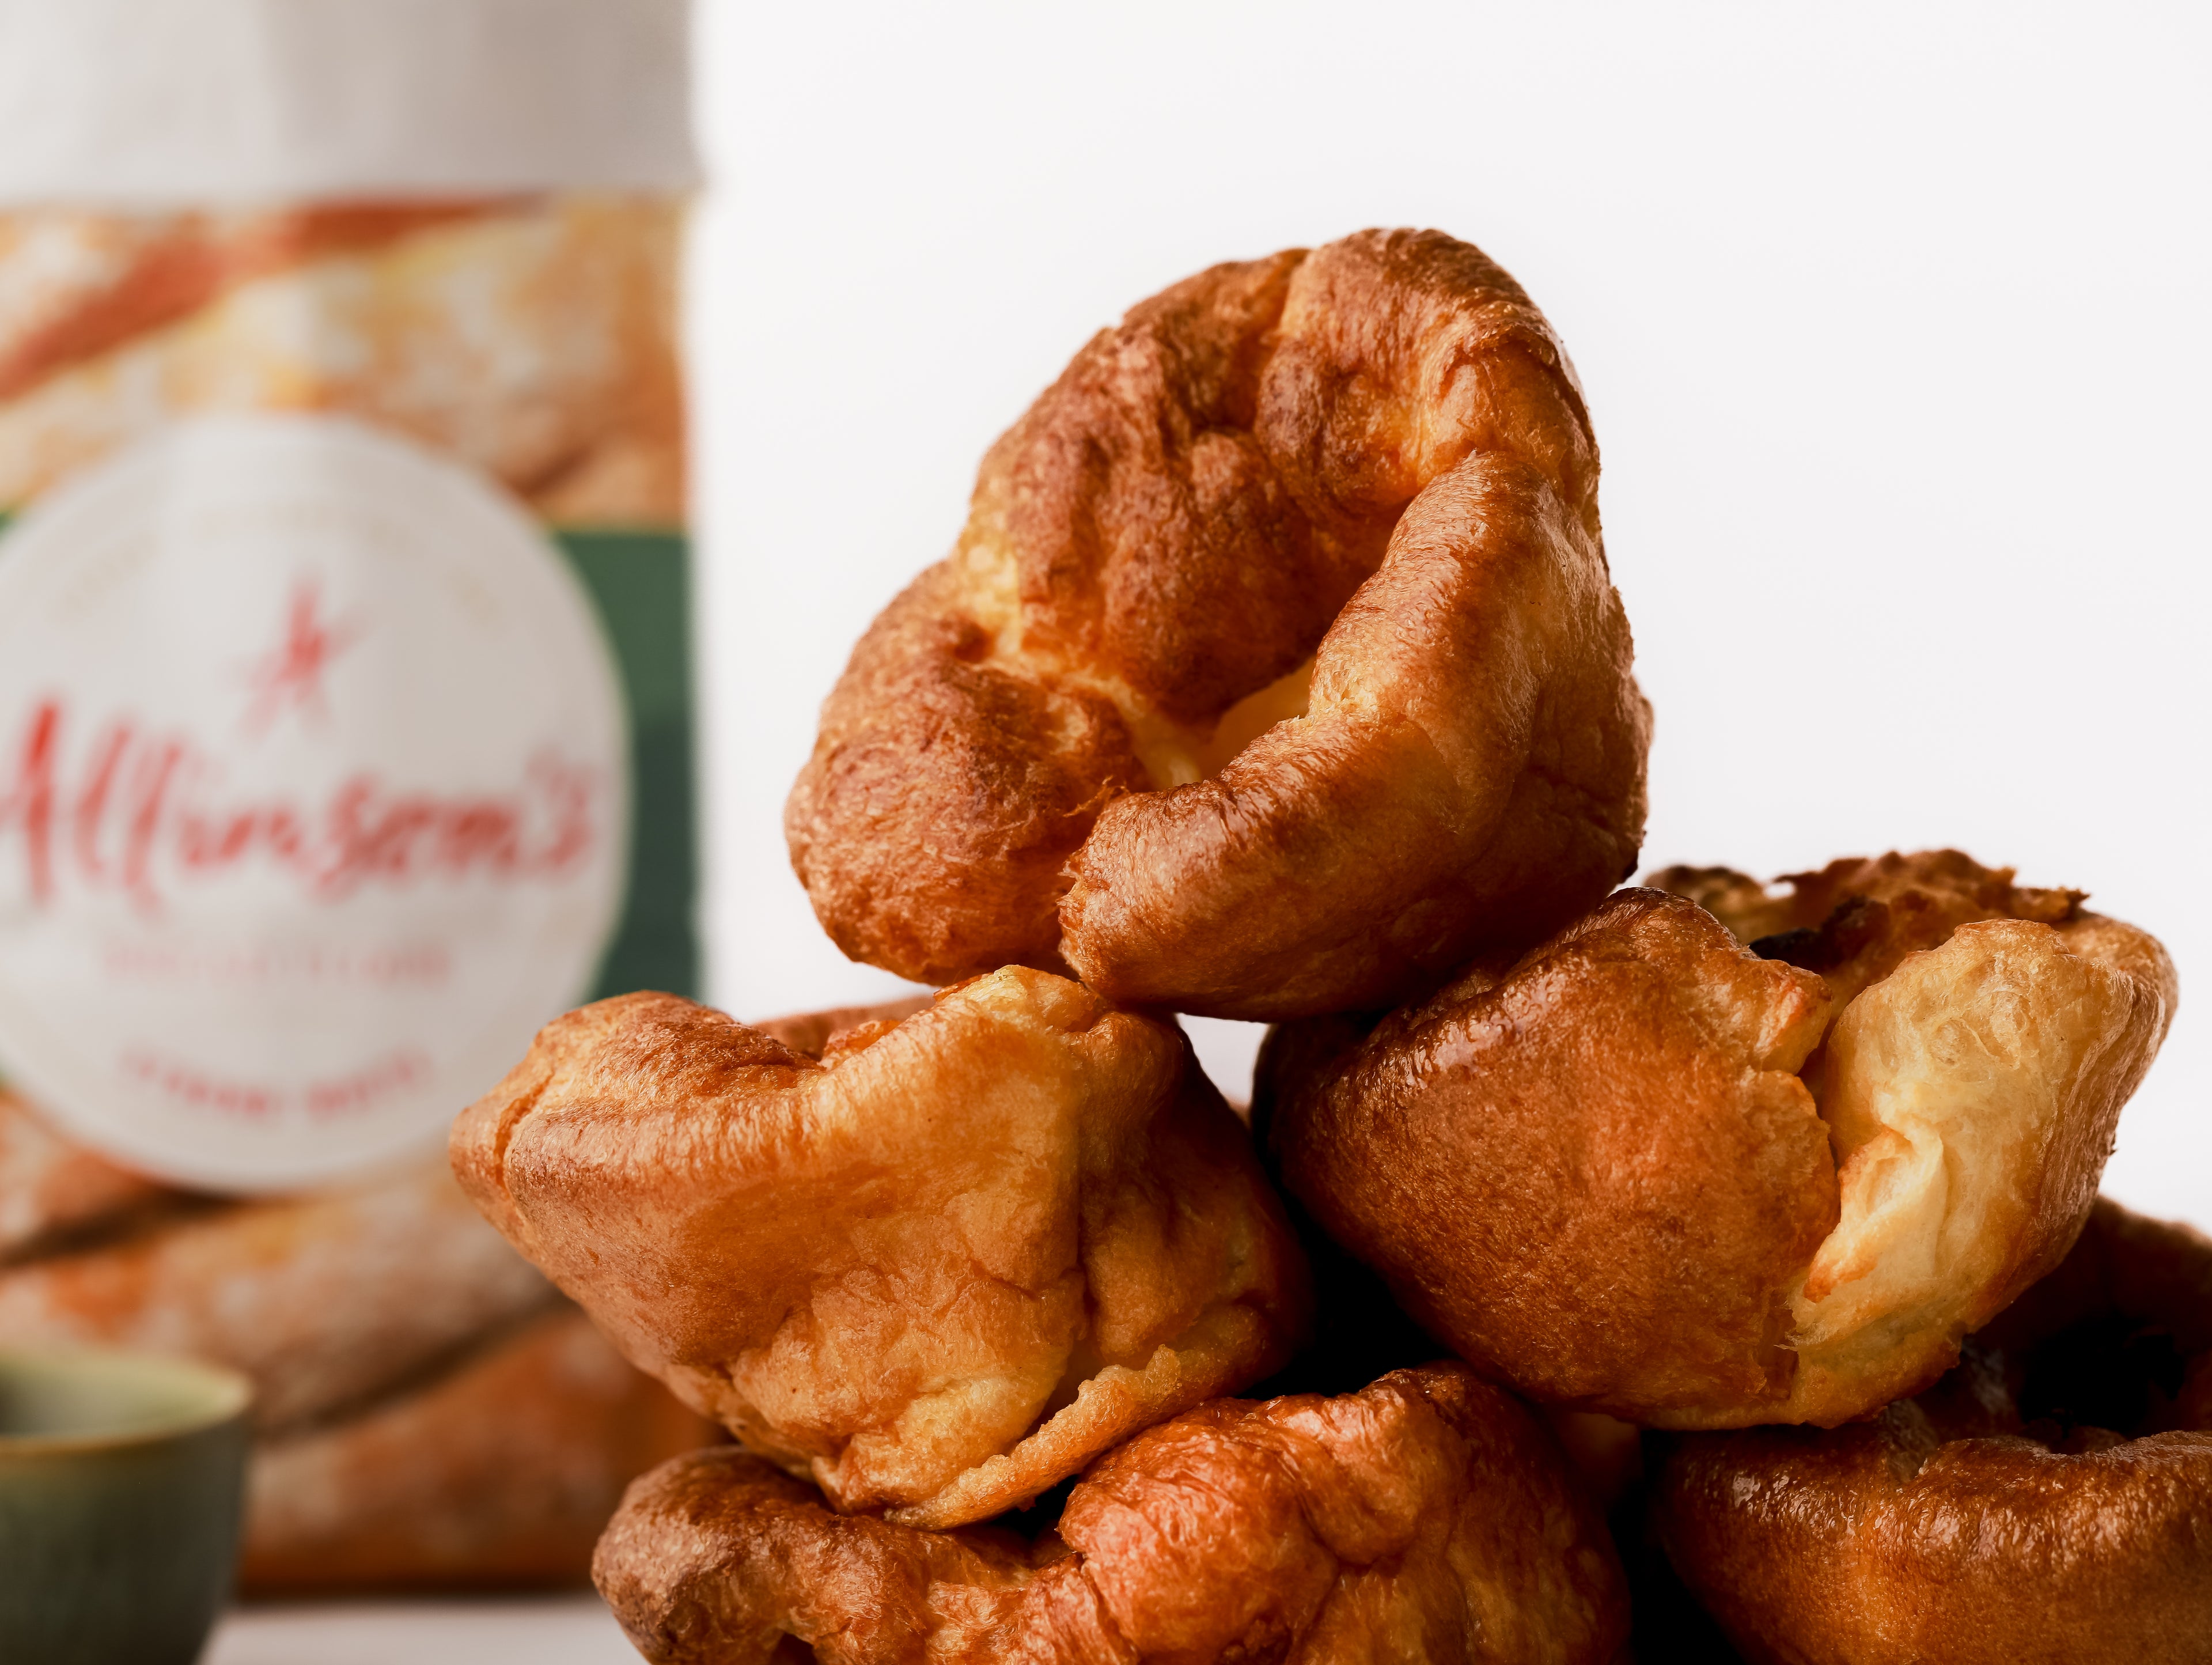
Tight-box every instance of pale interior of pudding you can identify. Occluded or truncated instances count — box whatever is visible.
[1779,918,2147,1394]
[1127,659,1314,788]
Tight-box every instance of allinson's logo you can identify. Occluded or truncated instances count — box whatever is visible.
[0,415,629,1191]
[0,574,605,914]
[243,580,360,733]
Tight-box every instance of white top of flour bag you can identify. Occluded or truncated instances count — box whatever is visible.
[0,0,696,206]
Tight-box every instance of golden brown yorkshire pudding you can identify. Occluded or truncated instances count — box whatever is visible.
[595,1363,1629,1665]
[1651,1199,2212,1664]
[450,970,1309,1530]
[785,228,1650,1021]
[1261,851,2176,1428]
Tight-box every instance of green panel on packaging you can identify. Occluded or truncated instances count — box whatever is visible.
[554,528,702,1004]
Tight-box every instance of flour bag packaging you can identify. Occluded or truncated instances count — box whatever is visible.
[0,0,699,1189]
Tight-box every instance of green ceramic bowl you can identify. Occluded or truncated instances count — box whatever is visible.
[0,1347,252,1665]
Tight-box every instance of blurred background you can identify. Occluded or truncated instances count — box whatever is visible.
[690,1,2212,1227]
[0,4,2198,1660]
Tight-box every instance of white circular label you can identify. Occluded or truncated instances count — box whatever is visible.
[0,414,628,1191]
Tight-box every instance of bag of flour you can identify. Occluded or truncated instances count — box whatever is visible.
[0,0,699,1190]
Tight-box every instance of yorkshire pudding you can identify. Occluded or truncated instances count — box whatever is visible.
[450,971,1308,1528]
[785,228,1650,1020]
[595,1362,1629,1665]
[1261,851,2176,1427]
[1651,1198,2212,1663]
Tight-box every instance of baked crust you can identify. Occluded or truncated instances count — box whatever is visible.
[239,1305,715,1595]
[1262,852,2176,1426]
[1650,1199,2212,1664]
[786,228,1650,1019]
[594,1363,1629,1664]
[450,972,1309,1528]
[749,995,932,1061]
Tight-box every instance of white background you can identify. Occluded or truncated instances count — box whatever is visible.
[207,1596,636,1664]
[688,3,2211,1226]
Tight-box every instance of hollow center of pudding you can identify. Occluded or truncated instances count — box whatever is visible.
[955,533,1317,792]
[1128,657,1314,789]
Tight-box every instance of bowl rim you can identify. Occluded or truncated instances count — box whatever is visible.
[0,1345,253,1456]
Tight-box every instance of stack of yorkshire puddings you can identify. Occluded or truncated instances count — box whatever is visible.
[0,1090,713,1593]
[452,230,2207,1664]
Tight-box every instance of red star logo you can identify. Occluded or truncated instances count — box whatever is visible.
[243,580,362,735]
